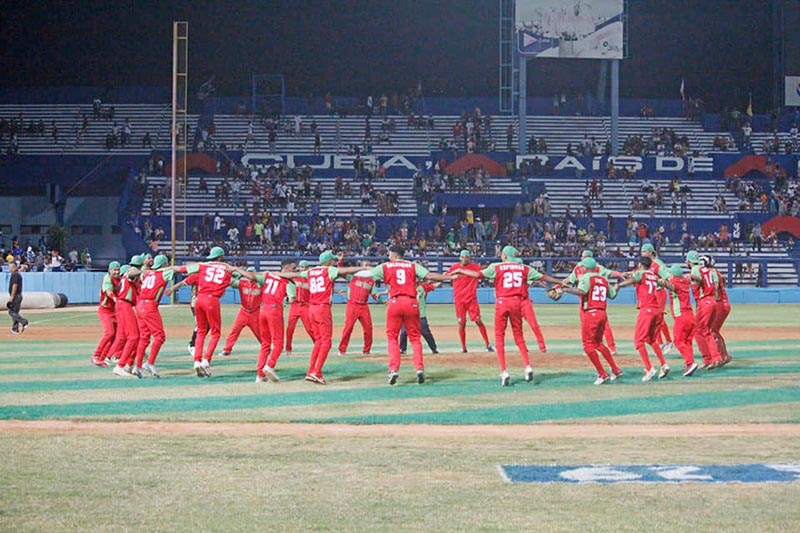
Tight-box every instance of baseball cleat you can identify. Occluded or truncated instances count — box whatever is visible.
[142,363,160,378]
[130,367,144,379]
[658,364,670,379]
[188,345,195,357]
[91,357,108,367]
[21,324,28,333]
[307,373,326,385]
[524,366,534,382]
[610,348,618,356]
[461,349,468,354]
[723,355,732,365]
[255,375,267,383]
[500,371,510,387]
[660,342,674,355]
[642,368,658,382]
[416,370,425,384]
[194,361,205,377]
[388,370,399,385]
[263,365,280,382]
[683,362,699,377]
[201,360,212,377]
[594,375,610,385]
[10,328,19,335]
[431,349,439,354]
[112,365,133,377]
[486,345,494,352]
[219,350,231,357]
[338,351,346,357]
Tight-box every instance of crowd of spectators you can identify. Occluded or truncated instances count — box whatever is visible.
[0,231,91,273]
[622,128,692,157]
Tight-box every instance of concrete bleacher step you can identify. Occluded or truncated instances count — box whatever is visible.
[529,177,738,218]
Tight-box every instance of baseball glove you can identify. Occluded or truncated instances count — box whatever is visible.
[546,287,563,301]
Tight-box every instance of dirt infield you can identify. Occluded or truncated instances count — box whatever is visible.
[3,420,799,438]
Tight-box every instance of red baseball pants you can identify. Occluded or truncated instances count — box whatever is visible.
[94,306,117,358]
[307,303,333,377]
[257,304,285,375]
[494,296,529,372]
[194,293,222,363]
[135,300,166,367]
[223,308,261,353]
[521,298,547,352]
[694,298,721,365]
[385,296,423,372]
[115,300,139,368]
[338,302,373,354]
[672,313,695,367]
[633,307,666,371]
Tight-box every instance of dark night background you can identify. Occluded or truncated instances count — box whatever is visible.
[0,1,791,111]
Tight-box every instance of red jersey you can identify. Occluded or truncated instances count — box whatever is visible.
[117,275,139,305]
[668,276,694,318]
[716,270,729,303]
[347,273,377,304]
[633,270,661,309]
[235,278,262,312]
[693,266,717,300]
[580,274,612,311]
[483,262,541,298]
[99,274,119,310]
[446,262,481,302]
[306,266,338,305]
[293,277,311,304]
[260,273,291,306]
[139,270,169,302]
[185,262,233,298]
[379,261,423,298]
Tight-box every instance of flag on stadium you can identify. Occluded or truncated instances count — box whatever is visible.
[747,91,753,117]
[680,78,685,101]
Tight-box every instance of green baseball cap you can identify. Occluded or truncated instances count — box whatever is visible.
[298,260,309,268]
[153,255,169,269]
[501,246,518,261]
[686,250,701,264]
[143,252,153,260]
[120,264,130,275]
[319,250,337,263]
[641,243,656,253]
[580,257,597,269]
[581,250,594,258]
[108,261,121,270]
[459,250,471,257]
[207,246,225,260]
[669,264,684,277]
[129,254,143,267]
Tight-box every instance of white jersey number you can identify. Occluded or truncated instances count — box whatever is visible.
[591,285,607,302]
[204,265,227,284]
[501,271,523,288]
[309,275,326,294]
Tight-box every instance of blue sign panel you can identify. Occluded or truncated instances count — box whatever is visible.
[499,464,800,484]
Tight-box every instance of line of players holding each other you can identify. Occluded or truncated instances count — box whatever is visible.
[90,242,730,386]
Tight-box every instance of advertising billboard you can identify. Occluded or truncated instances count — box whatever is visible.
[785,76,800,106]
[515,0,625,59]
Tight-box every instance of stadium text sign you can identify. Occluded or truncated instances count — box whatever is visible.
[240,153,421,171]
[515,155,714,175]
[499,463,800,484]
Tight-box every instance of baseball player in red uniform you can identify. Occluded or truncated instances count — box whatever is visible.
[362,246,451,385]
[707,256,731,365]
[92,261,121,367]
[687,251,722,368]
[133,254,182,378]
[445,250,493,353]
[615,256,669,382]
[337,260,379,356]
[111,259,142,377]
[285,260,313,355]
[663,264,699,376]
[180,246,251,377]
[561,257,621,384]
[106,255,144,363]
[562,250,623,355]
[248,259,298,382]
[641,243,674,354]
[296,251,363,384]
[458,246,561,386]
[219,267,262,356]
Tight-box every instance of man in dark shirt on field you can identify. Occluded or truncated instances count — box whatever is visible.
[8,262,28,334]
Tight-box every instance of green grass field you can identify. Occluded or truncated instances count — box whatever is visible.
[1,303,799,531]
